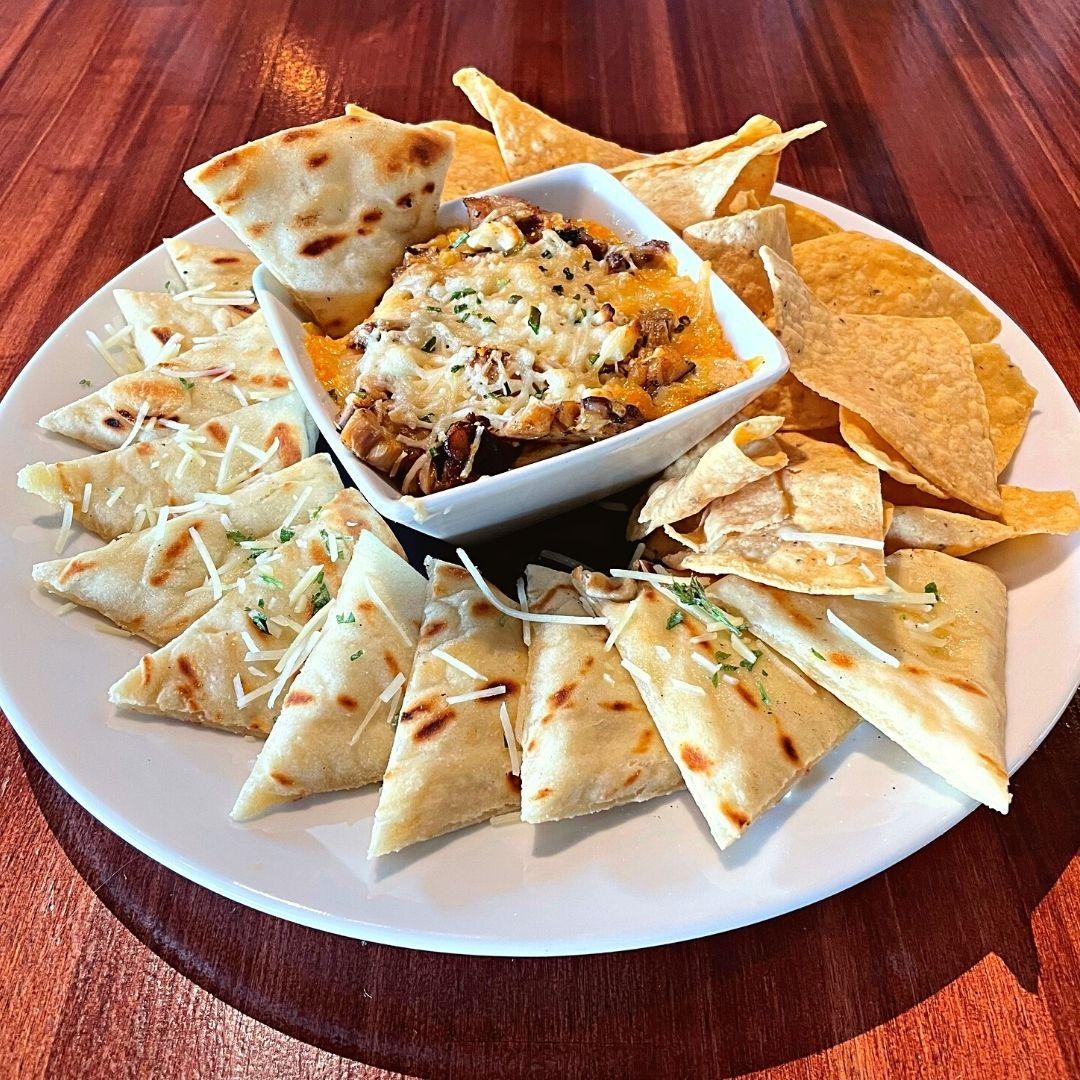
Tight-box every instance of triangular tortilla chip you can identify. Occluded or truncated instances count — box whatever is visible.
[761,247,1001,514]
[714,549,1009,812]
[737,373,839,432]
[668,433,887,594]
[114,289,247,364]
[972,344,1036,475]
[630,415,788,539]
[763,196,840,244]
[232,531,426,820]
[108,490,380,735]
[31,456,351,643]
[517,566,682,823]
[39,314,290,451]
[369,560,528,855]
[185,110,452,336]
[791,231,1001,343]
[838,406,947,499]
[19,392,315,540]
[452,67,638,178]
[610,119,825,231]
[574,570,858,849]
[422,119,510,199]
[683,204,792,319]
[886,485,1080,555]
[163,237,259,293]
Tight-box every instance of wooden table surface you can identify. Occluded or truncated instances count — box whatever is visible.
[1,1,1077,1077]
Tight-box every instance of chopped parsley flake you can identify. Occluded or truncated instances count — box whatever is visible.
[78,377,92,388]
[260,572,283,589]
[309,504,322,520]
[757,681,771,708]
[667,577,744,634]
[449,231,470,249]
[350,649,364,661]
[226,530,254,543]
[449,288,476,300]
[421,336,437,353]
[528,306,542,334]
[337,611,356,624]
[924,582,941,600]
[311,574,331,613]
[178,377,195,391]
[508,294,522,304]
[450,364,464,373]
[811,648,826,662]
[278,526,295,543]
[666,611,683,630]
[247,606,268,634]
[739,649,764,672]
[587,352,600,365]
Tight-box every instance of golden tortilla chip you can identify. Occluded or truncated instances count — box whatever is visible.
[667,433,887,594]
[629,415,787,540]
[423,119,510,199]
[972,344,1036,474]
[792,231,1001,343]
[738,373,839,431]
[761,247,1001,514]
[887,485,1080,555]
[838,406,948,499]
[764,195,841,243]
[452,67,638,178]
[610,118,825,231]
[683,205,792,319]
[714,550,1010,812]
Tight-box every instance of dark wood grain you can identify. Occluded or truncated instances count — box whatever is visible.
[1,1,1077,1078]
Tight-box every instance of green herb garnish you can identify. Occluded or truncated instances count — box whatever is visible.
[587,352,600,365]
[508,294,522,304]
[311,574,331,613]
[450,364,464,373]
[449,231,470,249]
[924,582,941,601]
[528,306,541,334]
[79,378,92,388]
[350,649,364,661]
[666,577,743,634]
[757,681,771,708]
[739,649,763,672]
[811,648,826,662]
[309,505,322,520]
[421,336,437,353]
[260,573,283,589]
[178,377,195,391]
[666,611,683,630]
[248,606,269,634]
[337,611,356,624]
[278,527,295,543]
[449,288,476,300]
[226,530,254,544]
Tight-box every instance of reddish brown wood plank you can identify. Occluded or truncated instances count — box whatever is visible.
[0,1,1077,1078]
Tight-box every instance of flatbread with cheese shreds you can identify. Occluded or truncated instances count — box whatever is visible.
[714,549,1010,812]
[31,455,350,644]
[574,569,859,850]
[369,560,528,856]
[185,110,453,337]
[108,490,388,736]
[19,392,315,540]
[39,313,291,451]
[114,289,249,364]
[232,531,427,820]
[163,237,259,294]
[518,566,682,824]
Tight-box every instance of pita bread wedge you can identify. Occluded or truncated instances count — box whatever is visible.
[971,344,1036,475]
[452,67,638,178]
[114,289,248,364]
[422,119,510,199]
[630,415,788,540]
[19,392,315,540]
[886,485,1080,556]
[610,118,825,232]
[714,549,1010,812]
[31,455,351,644]
[668,433,888,594]
[517,566,681,824]
[573,570,858,850]
[39,314,291,451]
[185,110,453,337]
[791,231,1001,343]
[232,531,426,820]
[737,373,839,432]
[163,237,259,293]
[683,205,792,320]
[760,247,1001,514]
[369,560,528,856]
[763,196,840,244]
[108,490,384,735]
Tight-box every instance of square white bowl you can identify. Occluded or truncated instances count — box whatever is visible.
[255,163,788,542]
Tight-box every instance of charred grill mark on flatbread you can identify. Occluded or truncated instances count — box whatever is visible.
[58,558,93,584]
[395,193,415,209]
[601,700,633,712]
[721,803,749,829]
[734,682,760,710]
[407,133,443,166]
[285,688,315,707]
[632,729,653,755]
[361,209,383,224]
[206,419,230,445]
[414,709,455,741]
[337,694,358,710]
[420,618,447,640]
[301,234,347,257]
[680,745,713,772]
[623,769,642,787]
[548,683,576,709]
[280,129,319,143]
[777,731,801,765]
[152,326,173,344]
[470,599,495,617]
[138,656,153,686]
[269,771,296,786]
[269,421,303,466]
[307,152,330,169]
[212,254,242,265]
[534,786,552,799]
[943,676,988,697]
[829,651,853,668]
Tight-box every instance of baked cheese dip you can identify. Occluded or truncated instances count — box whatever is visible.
[309,196,750,494]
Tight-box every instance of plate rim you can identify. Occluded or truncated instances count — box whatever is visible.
[1,185,1077,957]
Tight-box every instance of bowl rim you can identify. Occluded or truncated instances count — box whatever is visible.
[256,162,788,526]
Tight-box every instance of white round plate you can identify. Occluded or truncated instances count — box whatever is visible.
[1,187,1077,957]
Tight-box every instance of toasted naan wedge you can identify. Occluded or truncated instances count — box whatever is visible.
[114,289,248,364]
[574,570,858,850]
[610,118,825,231]
[630,415,787,540]
[422,119,510,199]
[369,560,528,856]
[163,237,259,293]
[683,204,792,320]
[886,486,1080,556]
[19,392,315,540]
[667,433,888,594]
[32,456,350,644]
[232,531,426,820]
[791,231,1001,343]
[39,314,290,451]
[108,490,384,735]
[185,110,453,337]
[517,567,682,824]
[452,67,638,178]
[761,247,1001,514]
[714,549,1010,811]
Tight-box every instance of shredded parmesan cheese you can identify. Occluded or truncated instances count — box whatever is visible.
[826,609,900,667]
[54,501,74,555]
[117,400,150,451]
[367,582,411,646]
[729,633,758,666]
[55,602,77,616]
[620,659,652,684]
[349,672,406,746]
[499,702,520,774]
[431,647,485,681]
[777,527,884,550]
[188,526,222,600]
[539,549,579,570]
[604,595,642,651]
[445,684,506,705]
[516,578,531,646]
[80,483,92,514]
[671,678,706,697]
